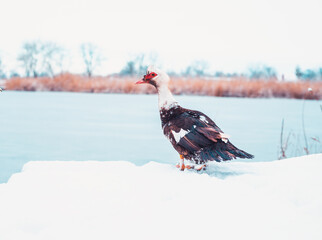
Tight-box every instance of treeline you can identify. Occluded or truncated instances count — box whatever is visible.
[295,67,322,81]
[0,40,322,81]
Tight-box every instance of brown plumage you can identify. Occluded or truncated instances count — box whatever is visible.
[161,106,253,163]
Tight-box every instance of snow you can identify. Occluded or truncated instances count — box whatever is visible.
[172,128,189,143]
[0,154,321,240]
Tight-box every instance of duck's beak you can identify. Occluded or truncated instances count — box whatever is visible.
[135,74,148,84]
[135,79,146,84]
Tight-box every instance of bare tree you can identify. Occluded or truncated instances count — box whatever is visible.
[18,41,65,78]
[18,42,40,77]
[80,43,103,77]
[120,52,160,76]
[0,56,6,79]
[248,64,277,80]
[41,42,66,77]
[136,53,146,74]
[184,60,209,76]
[295,66,321,81]
[120,61,137,76]
[120,53,146,76]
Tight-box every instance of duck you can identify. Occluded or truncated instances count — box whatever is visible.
[136,65,254,170]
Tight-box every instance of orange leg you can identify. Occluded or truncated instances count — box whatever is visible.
[179,155,185,171]
[176,155,186,171]
[176,155,197,171]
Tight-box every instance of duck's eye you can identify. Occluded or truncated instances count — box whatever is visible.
[152,73,156,76]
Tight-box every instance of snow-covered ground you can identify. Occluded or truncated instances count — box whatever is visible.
[0,91,321,183]
[0,154,321,240]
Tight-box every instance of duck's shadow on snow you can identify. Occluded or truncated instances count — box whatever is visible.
[201,162,255,179]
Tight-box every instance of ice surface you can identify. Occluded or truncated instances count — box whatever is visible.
[0,91,321,183]
[0,154,321,240]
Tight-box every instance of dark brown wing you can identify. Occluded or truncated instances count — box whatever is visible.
[184,110,223,132]
[163,111,224,155]
[163,109,254,162]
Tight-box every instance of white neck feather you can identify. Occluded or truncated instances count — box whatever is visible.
[157,85,177,110]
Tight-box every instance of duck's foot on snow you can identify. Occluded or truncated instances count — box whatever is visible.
[175,163,207,171]
[176,155,207,171]
[193,164,207,171]
[175,163,186,171]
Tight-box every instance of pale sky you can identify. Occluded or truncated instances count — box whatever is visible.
[0,0,321,79]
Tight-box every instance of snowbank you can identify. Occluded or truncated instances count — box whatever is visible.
[0,154,322,240]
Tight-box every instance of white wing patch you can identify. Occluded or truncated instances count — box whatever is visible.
[220,133,230,143]
[200,115,209,123]
[172,129,190,143]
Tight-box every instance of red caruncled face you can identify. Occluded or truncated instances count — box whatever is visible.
[135,72,158,84]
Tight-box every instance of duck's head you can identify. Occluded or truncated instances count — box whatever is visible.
[136,65,170,89]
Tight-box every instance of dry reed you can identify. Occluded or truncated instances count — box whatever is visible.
[4,73,322,99]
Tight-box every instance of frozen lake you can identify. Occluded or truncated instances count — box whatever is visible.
[0,91,321,183]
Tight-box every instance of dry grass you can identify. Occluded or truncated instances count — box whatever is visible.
[4,73,322,99]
